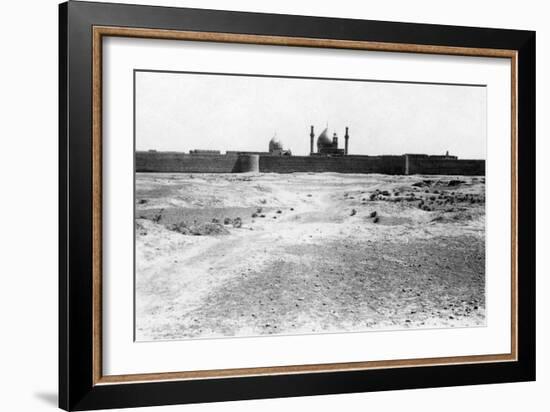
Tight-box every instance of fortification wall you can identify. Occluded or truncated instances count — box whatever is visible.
[259,155,405,174]
[136,151,485,176]
[405,156,485,176]
[136,152,241,173]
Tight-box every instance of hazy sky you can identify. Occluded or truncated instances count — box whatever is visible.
[135,71,486,159]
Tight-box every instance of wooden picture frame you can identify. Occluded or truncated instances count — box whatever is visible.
[59,1,535,410]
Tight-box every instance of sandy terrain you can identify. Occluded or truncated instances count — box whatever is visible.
[135,172,485,341]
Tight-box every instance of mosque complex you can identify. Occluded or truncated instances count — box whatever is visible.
[266,126,350,157]
[136,125,485,176]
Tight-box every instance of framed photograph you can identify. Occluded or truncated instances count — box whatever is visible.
[59,1,535,410]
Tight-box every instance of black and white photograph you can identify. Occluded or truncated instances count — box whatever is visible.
[134,70,487,342]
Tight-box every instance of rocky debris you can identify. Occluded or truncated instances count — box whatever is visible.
[232,217,242,228]
[151,209,164,224]
[412,180,435,187]
[136,221,148,236]
[431,211,475,223]
[223,217,233,225]
[211,218,220,224]
[366,180,484,216]
[448,179,465,187]
[167,221,229,236]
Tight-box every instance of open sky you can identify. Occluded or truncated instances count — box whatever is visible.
[135,70,486,159]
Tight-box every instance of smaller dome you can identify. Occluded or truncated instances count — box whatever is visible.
[269,136,283,152]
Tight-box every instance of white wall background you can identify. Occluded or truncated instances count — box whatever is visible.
[0,0,546,411]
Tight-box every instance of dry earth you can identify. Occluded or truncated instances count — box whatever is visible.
[135,172,485,341]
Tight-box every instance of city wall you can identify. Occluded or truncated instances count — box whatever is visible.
[259,155,405,174]
[136,151,485,176]
[405,156,485,176]
[136,152,241,173]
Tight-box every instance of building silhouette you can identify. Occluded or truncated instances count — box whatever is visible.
[136,124,483,175]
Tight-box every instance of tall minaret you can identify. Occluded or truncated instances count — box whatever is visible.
[310,125,315,154]
[344,127,350,155]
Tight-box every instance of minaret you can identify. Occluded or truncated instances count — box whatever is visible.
[344,127,349,155]
[310,125,315,154]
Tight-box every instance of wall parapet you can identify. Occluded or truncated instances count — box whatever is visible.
[135,151,485,176]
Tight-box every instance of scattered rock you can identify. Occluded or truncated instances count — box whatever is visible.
[373,216,380,223]
[167,222,229,236]
[223,217,233,225]
[152,209,163,223]
[369,211,377,218]
[232,217,242,228]
[413,179,436,188]
[136,221,147,236]
[138,199,148,204]
[448,179,465,187]
[350,209,357,216]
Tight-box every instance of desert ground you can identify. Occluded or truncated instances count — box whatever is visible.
[135,172,485,341]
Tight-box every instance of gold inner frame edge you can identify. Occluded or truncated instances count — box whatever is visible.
[91,25,518,386]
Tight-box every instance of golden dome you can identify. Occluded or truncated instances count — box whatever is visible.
[317,128,332,147]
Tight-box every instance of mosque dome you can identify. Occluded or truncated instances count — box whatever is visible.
[317,128,332,147]
[269,135,284,152]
